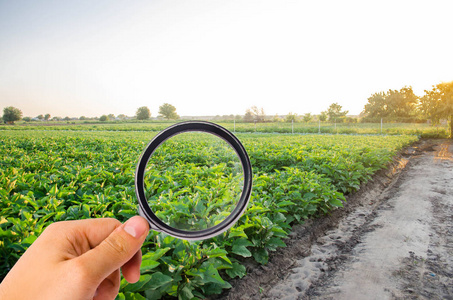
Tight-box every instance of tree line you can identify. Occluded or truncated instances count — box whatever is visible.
[361,81,452,135]
[243,103,351,123]
[134,103,179,121]
[2,81,452,135]
[362,82,452,124]
[1,103,180,124]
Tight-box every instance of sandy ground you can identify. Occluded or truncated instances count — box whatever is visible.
[216,139,453,300]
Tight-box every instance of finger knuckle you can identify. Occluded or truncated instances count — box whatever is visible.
[104,234,131,258]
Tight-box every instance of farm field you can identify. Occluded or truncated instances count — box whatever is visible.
[1,120,449,138]
[0,129,417,299]
[225,139,453,299]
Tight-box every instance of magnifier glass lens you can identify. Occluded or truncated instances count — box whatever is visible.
[143,132,244,232]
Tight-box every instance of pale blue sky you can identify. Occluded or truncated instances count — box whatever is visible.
[1,0,452,118]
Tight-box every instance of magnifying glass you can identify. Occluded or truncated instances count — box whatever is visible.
[135,121,252,240]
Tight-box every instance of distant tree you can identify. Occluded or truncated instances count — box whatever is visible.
[342,116,357,123]
[44,113,51,121]
[52,116,61,121]
[158,103,179,120]
[386,87,418,118]
[363,92,387,118]
[23,117,32,122]
[243,111,254,122]
[422,81,453,138]
[318,111,328,122]
[117,114,127,120]
[136,106,151,120]
[3,106,22,124]
[79,116,86,120]
[326,103,348,122]
[108,114,115,120]
[302,113,313,123]
[64,116,71,121]
[362,86,418,120]
[272,114,282,122]
[37,114,44,120]
[99,115,108,122]
[245,106,265,122]
[285,112,298,123]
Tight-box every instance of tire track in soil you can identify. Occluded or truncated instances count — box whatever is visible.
[214,139,452,300]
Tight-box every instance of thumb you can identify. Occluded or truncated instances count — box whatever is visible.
[77,216,149,282]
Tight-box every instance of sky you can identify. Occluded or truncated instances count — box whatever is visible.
[0,0,452,118]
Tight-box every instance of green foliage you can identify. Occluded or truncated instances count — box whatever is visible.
[0,120,447,138]
[318,111,327,122]
[363,86,419,120]
[2,106,23,124]
[99,115,109,122]
[136,106,151,120]
[421,81,453,138]
[285,112,298,123]
[245,106,265,123]
[0,130,417,298]
[324,103,348,122]
[302,113,312,123]
[158,103,179,120]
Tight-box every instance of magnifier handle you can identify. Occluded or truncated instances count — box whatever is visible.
[138,205,160,232]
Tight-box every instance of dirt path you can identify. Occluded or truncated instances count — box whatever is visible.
[217,139,453,300]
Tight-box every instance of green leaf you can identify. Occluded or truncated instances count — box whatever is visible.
[118,209,137,219]
[203,264,226,285]
[123,274,152,293]
[142,247,171,261]
[203,281,232,295]
[21,234,37,245]
[124,293,146,300]
[266,237,287,251]
[140,259,160,273]
[48,184,58,196]
[253,248,269,265]
[178,286,194,300]
[144,289,164,300]
[207,247,231,264]
[225,262,246,279]
[330,198,344,207]
[303,192,316,200]
[228,227,247,238]
[142,272,173,290]
[116,292,126,300]
[276,200,295,207]
[231,238,253,257]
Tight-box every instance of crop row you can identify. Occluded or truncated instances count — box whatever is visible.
[0,130,417,299]
[0,121,448,138]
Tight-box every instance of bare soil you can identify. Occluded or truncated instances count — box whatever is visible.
[214,139,453,300]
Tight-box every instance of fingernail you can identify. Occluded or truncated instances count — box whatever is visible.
[124,216,147,238]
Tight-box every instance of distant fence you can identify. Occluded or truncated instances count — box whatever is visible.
[0,120,449,138]
[224,120,449,138]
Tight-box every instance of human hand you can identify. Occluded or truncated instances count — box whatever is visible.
[0,216,149,300]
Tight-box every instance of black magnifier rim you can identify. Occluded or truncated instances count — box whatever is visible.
[135,121,252,240]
